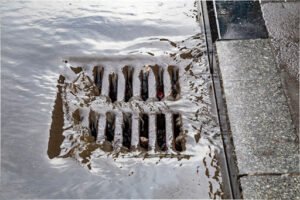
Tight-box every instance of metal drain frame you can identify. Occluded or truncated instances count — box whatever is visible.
[62,55,191,156]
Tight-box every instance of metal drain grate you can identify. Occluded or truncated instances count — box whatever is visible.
[48,42,218,163]
[79,64,184,152]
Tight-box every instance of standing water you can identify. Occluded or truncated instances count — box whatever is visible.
[1,0,230,198]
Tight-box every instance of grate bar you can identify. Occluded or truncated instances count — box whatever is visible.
[117,69,125,102]
[96,114,106,143]
[132,67,142,97]
[165,113,174,151]
[113,112,123,149]
[131,113,140,149]
[148,114,157,151]
[148,67,156,99]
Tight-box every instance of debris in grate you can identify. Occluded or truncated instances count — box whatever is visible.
[156,113,166,151]
[168,66,180,100]
[173,113,185,152]
[139,113,149,150]
[122,112,132,149]
[151,65,164,101]
[89,110,99,140]
[93,66,103,95]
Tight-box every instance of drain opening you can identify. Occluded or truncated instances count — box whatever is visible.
[105,112,115,142]
[139,114,149,150]
[151,65,164,101]
[109,73,118,102]
[156,113,166,151]
[122,113,132,149]
[140,69,149,101]
[122,66,134,102]
[173,113,185,152]
[89,110,99,140]
[93,66,104,95]
[168,66,180,100]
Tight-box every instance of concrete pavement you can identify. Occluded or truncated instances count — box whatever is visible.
[214,1,299,199]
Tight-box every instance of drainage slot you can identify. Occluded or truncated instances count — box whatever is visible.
[139,114,149,150]
[140,69,149,101]
[168,66,180,100]
[173,113,184,152]
[109,73,118,102]
[122,66,133,102]
[151,65,164,101]
[89,110,99,140]
[156,113,166,151]
[122,113,132,149]
[93,66,104,95]
[105,112,115,142]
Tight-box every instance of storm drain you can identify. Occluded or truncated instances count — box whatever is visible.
[47,33,220,168]
[90,65,183,152]
[53,59,189,156]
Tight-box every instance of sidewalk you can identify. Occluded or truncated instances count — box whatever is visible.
[215,1,299,199]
